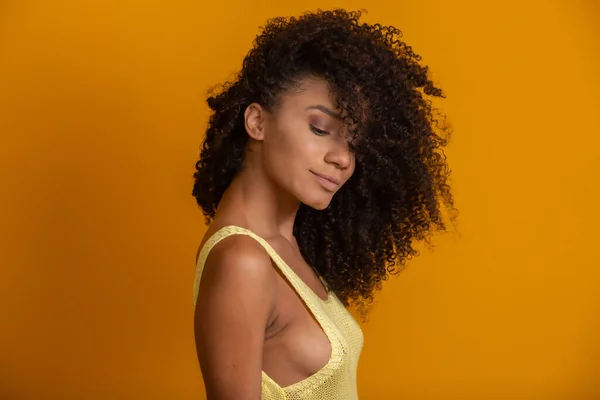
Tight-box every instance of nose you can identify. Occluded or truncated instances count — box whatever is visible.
[325,141,353,170]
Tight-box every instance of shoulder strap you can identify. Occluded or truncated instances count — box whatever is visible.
[193,225,325,312]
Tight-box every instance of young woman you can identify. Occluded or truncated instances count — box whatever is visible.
[192,9,455,399]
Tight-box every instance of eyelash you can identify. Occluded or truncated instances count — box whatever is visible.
[309,124,329,136]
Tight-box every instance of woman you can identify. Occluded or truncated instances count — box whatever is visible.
[192,9,455,399]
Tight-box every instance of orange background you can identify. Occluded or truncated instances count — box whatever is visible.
[1,1,599,399]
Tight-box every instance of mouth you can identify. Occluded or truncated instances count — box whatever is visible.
[310,171,341,192]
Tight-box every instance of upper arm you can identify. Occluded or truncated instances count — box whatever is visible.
[194,235,277,400]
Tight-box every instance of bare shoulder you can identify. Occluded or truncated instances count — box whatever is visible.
[196,232,278,316]
[203,233,276,286]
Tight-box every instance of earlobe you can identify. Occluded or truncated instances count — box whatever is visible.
[244,103,266,141]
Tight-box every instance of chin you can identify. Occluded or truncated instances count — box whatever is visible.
[301,194,333,211]
[310,202,330,211]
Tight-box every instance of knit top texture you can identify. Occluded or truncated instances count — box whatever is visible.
[193,225,364,399]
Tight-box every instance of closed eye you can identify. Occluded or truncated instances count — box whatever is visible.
[309,124,329,136]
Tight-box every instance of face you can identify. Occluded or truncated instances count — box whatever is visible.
[246,77,356,210]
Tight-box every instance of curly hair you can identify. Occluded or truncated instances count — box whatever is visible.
[192,9,456,311]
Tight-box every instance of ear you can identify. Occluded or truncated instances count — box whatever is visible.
[244,102,267,141]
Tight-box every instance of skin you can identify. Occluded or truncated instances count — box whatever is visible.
[194,76,356,399]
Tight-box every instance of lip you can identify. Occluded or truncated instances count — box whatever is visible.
[311,171,341,191]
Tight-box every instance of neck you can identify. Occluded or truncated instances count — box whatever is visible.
[216,164,300,242]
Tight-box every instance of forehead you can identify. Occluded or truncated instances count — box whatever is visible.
[277,77,338,110]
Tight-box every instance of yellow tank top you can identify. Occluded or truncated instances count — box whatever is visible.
[193,225,364,399]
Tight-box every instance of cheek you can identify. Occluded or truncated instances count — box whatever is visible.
[262,131,312,187]
[269,131,319,168]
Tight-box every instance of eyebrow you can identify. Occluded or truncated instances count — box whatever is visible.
[306,105,343,120]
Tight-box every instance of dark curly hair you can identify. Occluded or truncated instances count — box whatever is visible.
[193,9,456,311]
